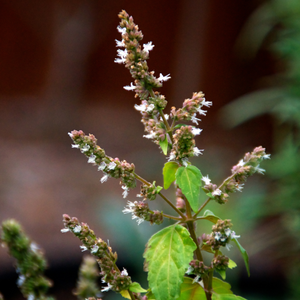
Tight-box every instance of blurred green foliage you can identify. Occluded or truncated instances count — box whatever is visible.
[221,0,300,298]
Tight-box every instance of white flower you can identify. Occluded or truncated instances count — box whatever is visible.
[71,144,80,149]
[254,165,265,174]
[108,162,117,170]
[158,73,171,82]
[124,82,137,91]
[81,144,90,153]
[91,244,99,253]
[237,159,245,167]
[17,275,25,287]
[68,132,74,139]
[201,175,211,185]
[168,152,176,161]
[214,232,222,241]
[224,228,231,237]
[193,147,203,156]
[230,231,240,239]
[262,154,271,160]
[202,98,213,107]
[134,103,147,112]
[197,108,207,116]
[115,39,125,47]
[88,154,96,164]
[117,26,126,35]
[146,104,155,113]
[100,174,109,183]
[182,158,189,167]
[212,189,222,196]
[73,225,82,233]
[226,243,233,251]
[101,282,113,292]
[80,245,88,252]
[236,183,244,192]
[164,114,169,120]
[123,201,144,225]
[191,127,202,136]
[143,41,154,53]
[143,131,156,139]
[121,268,128,276]
[114,48,128,64]
[186,265,194,275]
[191,113,201,125]
[61,228,70,233]
[122,185,129,198]
[98,161,106,171]
[114,57,126,64]
[28,294,35,300]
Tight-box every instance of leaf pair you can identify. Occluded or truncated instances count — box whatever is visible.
[163,162,202,212]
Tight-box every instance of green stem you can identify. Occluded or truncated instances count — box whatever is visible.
[133,173,185,219]
[194,197,211,218]
[128,290,136,300]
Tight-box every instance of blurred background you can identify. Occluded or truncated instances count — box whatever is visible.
[0,0,299,299]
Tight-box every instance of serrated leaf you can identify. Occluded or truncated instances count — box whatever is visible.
[212,294,247,300]
[212,277,233,294]
[143,224,197,300]
[176,166,202,212]
[129,282,147,293]
[232,238,250,277]
[177,277,206,300]
[159,136,169,155]
[163,162,179,189]
[197,210,221,224]
[228,259,237,269]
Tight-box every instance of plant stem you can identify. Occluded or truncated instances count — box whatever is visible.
[133,173,185,219]
[194,197,211,218]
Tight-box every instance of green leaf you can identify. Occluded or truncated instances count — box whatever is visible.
[159,136,169,155]
[228,259,237,269]
[146,290,156,300]
[197,210,221,224]
[212,294,247,300]
[163,162,179,189]
[129,282,147,293]
[212,277,233,294]
[176,165,202,212]
[232,238,250,277]
[177,277,206,300]
[143,224,197,300]
[216,269,227,280]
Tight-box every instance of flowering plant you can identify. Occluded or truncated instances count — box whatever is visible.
[0,10,270,300]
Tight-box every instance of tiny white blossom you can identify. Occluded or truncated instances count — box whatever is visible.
[122,185,129,198]
[224,228,231,237]
[61,228,70,233]
[237,159,245,167]
[91,244,99,253]
[168,152,176,161]
[115,39,125,47]
[101,282,113,292]
[191,127,202,136]
[226,243,233,251]
[88,154,96,164]
[71,144,80,149]
[197,108,207,116]
[186,265,194,275]
[214,232,222,241]
[212,189,222,196]
[231,231,240,239]
[193,147,204,156]
[193,275,201,284]
[143,41,154,53]
[114,57,126,64]
[191,113,201,125]
[98,161,106,171]
[123,201,144,225]
[143,131,156,139]
[201,175,211,185]
[121,268,128,276]
[134,103,147,112]
[114,48,128,64]
[262,154,271,160]
[28,294,35,300]
[146,103,155,113]
[164,114,169,120]
[117,26,126,35]
[182,158,189,167]
[158,73,171,82]
[100,174,109,183]
[124,82,137,91]
[202,98,213,107]
[254,165,265,174]
[68,132,74,139]
[17,275,25,287]
[81,144,90,153]
[236,183,244,192]
[73,225,82,233]
[108,162,117,170]
[80,245,88,252]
